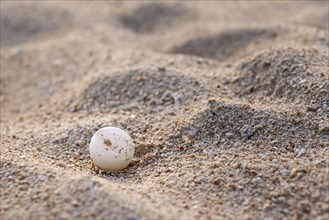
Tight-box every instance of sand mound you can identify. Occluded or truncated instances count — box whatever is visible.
[177,100,325,151]
[70,68,208,113]
[0,5,70,47]
[232,48,329,105]
[119,2,186,33]
[0,161,60,219]
[0,160,181,219]
[171,29,277,60]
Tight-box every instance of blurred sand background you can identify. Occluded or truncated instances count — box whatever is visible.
[0,1,328,219]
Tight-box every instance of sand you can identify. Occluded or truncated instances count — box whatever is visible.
[0,1,328,219]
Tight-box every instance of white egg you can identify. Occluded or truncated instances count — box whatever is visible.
[89,127,134,171]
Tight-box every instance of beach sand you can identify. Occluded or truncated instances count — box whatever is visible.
[1,1,328,219]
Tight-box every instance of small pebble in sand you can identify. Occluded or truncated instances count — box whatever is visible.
[89,127,134,171]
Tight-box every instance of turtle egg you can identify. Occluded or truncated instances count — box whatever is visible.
[89,127,134,171]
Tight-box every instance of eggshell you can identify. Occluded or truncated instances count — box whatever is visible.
[89,127,134,171]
